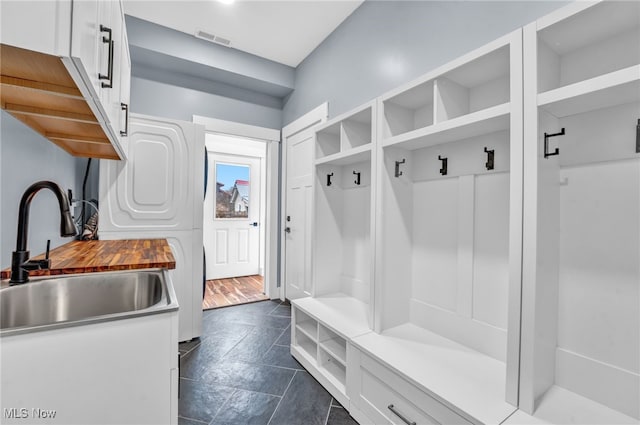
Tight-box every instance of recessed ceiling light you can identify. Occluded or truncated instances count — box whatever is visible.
[217,0,235,5]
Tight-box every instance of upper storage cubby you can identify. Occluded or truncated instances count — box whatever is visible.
[315,102,374,163]
[435,45,510,122]
[535,1,640,117]
[381,31,517,150]
[382,80,434,138]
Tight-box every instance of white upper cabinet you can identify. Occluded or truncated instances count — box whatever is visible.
[0,0,131,160]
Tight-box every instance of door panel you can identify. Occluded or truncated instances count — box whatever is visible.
[206,153,261,279]
[285,130,315,300]
[100,114,202,232]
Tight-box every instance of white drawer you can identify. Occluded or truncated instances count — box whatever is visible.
[350,349,472,425]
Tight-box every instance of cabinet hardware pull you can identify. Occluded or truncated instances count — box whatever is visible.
[353,170,361,185]
[484,147,495,170]
[120,103,129,136]
[327,172,334,186]
[177,352,181,399]
[395,159,406,177]
[438,155,448,176]
[636,119,640,153]
[387,404,416,425]
[99,25,114,89]
[543,128,564,158]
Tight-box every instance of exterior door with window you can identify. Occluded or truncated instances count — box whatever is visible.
[207,153,261,279]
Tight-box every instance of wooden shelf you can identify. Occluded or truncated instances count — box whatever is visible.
[538,66,640,118]
[383,103,510,151]
[352,323,516,425]
[0,44,120,160]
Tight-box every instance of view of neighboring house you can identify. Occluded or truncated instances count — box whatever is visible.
[230,180,249,214]
[216,179,249,218]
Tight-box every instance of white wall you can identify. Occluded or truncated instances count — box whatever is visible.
[284,0,568,124]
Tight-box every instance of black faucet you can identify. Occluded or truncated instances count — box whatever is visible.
[10,181,77,285]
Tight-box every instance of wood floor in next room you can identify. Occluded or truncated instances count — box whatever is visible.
[203,275,268,309]
[178,300,358,425]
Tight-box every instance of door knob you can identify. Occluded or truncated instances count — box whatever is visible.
[284,227,291,233]
[249,222,258,227]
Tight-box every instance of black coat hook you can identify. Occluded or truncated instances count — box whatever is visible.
[484,147,494,170]
[544,128,565,158]
[327,172,334,186]
[438,155,447,176]
[395,159,406,178]
[353,170,361,185]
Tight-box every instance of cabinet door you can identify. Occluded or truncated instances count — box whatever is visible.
[70,0,101,102]
[0,0,71,56]
[117,22,131,150]
[104,0,124,127]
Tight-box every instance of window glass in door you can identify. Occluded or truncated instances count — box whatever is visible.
[215,163,251,219]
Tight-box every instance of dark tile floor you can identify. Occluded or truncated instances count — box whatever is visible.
[178,300,359,425]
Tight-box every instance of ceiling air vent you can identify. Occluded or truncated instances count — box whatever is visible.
[195,30,231,47]
[214,36,231,46]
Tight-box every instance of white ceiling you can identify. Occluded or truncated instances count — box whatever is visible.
[123,0,363,67]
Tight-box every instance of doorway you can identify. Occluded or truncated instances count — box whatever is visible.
[203,133,268,309]
[280,103,328,301]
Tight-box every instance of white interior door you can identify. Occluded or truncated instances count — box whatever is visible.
[284,130,315,300]
[207,153,261,279]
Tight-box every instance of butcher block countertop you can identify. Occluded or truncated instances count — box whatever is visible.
[0,239,176,280]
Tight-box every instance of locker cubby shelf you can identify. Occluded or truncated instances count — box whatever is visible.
[291,297,370,409]
[383,102,510,151]
[319,326,347,366]
[296,320,317,341]
[381,34,512,142]
[319,348,347,392]
[295,332,318,361]
[313,101,376,331]
[315,143,371,166]
[369,28,523,424]
[535,1,640,95]
[518,2,640,422]
[315,102,375,162]
[537,65,640,118]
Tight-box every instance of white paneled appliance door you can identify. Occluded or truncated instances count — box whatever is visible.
[208,154,262,279]
[100,113,204,341]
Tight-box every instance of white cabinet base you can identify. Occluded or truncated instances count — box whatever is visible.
[1,312,178,425]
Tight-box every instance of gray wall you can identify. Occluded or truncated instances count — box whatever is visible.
[1,112,80,269]
[130,76,283,129]
[283,0,568,125]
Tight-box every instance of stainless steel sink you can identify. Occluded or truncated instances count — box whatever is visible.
[0,269,178,337]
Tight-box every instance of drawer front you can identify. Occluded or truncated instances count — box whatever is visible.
[353,351,472,425]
